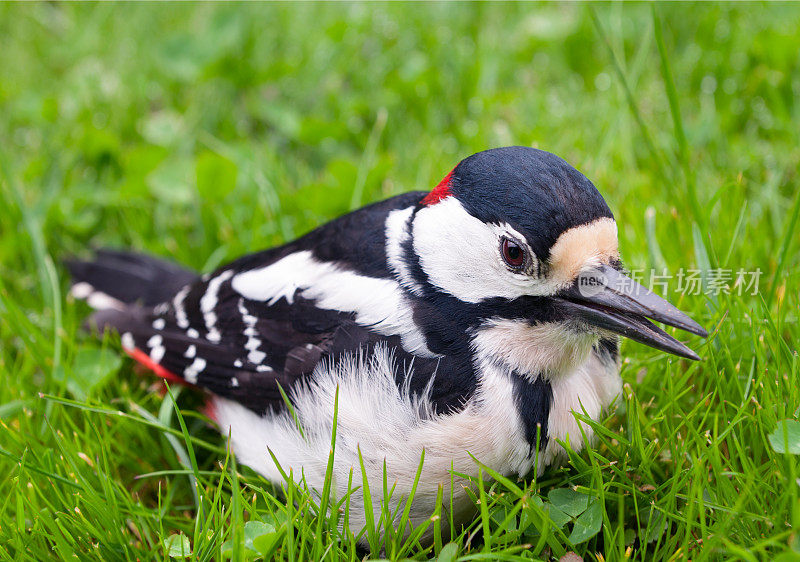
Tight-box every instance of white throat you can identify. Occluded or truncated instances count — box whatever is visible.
[471,318,598,380]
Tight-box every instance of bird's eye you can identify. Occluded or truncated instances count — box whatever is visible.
[501,238,525,269]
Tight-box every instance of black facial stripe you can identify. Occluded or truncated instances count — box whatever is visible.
[403,202,572,340]
[400,206,434,296]
[403,215,574,357]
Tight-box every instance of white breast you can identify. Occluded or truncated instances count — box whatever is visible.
[541,345,622,466]
[213,341,621,544]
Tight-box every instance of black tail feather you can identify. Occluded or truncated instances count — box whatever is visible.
[65,249,199,307]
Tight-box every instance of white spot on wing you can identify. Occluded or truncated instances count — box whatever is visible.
[86,291,126,311]
[147,334,165,363]
[233,359,243,368]
[121,332,135,351]
[70,282,94,299]
[237,298,266,365]
[69,281,125,310]
[173,286,190,328]
[249,350,266,364]
[187,328,199,339]
[184,357,206,384]
[152,318,166,330]
[184,345,196,359]
[201,270,234,343]
[150,345,165,363]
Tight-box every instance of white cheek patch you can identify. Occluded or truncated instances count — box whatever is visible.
[413,201,620,301]
[412,198,547,303]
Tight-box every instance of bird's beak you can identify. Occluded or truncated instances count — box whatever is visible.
[557,264,708,360]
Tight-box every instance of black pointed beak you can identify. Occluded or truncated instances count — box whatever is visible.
[557,264,708,361]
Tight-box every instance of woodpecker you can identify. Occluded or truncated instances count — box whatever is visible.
[67,146,707,542]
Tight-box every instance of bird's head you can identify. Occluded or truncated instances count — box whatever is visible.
[404,146,707,374]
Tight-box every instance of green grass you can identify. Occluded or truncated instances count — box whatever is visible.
[1,3,799,560]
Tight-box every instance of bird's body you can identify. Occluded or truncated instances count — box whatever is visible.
[68,147,705,541]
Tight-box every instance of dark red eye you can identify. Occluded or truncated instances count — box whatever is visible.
[501,238,525,268]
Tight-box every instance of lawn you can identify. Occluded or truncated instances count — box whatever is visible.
[1,3,799,560]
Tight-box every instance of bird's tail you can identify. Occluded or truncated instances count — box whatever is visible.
[66,249,209,395]
[65,248,199,311]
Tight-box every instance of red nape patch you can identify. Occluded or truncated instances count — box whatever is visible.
[125,347,189,387]
[202,399,219,424]
[420,168,455,206]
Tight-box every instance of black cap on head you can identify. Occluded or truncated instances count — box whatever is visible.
[445,146,614,260]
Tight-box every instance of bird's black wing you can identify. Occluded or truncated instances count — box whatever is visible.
[99,270,470,416]
[68,192,473,415]
[98,269,357,414]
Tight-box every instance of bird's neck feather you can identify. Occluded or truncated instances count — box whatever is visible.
[471,318,598,381]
